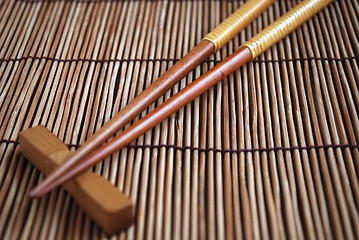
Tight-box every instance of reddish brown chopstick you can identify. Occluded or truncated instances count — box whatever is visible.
[32,47,252,197]
[29,0,334,199]
[29,0,274,197]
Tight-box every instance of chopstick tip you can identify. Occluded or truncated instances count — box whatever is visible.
[28,182,54,198]
[28,188,41,198]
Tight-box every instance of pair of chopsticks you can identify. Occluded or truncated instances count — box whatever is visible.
[29,0,334,198]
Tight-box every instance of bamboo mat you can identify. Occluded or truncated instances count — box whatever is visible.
[0,0,358,239]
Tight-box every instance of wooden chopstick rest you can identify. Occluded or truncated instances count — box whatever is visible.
[19,125,133,235]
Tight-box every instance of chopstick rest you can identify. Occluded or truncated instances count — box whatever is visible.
[19,125,133,235]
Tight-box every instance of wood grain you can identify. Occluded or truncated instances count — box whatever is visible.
[19,125,133,235]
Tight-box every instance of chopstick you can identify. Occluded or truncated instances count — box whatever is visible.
[30,0,334,197]
[28,0,275,197]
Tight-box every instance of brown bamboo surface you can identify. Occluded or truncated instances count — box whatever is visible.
[0,0,358,239]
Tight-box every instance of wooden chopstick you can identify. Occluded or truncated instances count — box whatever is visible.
[29,0,335,198]
[28,0,275,197]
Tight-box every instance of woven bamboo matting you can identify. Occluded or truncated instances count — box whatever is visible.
[1,0,359,239]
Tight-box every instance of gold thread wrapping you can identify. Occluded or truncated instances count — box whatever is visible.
[242,0,334,59]
[202,0,275,52]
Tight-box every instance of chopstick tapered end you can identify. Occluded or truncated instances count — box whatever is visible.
[28,177,62,198]
[28,188,40,198]
[28,184,53,198]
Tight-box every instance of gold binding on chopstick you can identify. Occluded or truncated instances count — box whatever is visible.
[242,0,333,59]
[203,0,274,52]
